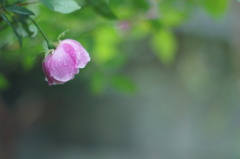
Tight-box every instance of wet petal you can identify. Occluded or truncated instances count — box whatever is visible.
[61,39,90,68]
[60,42,78,67]
[49,46,77,82]
[51,79,65,85]
[42,39,90,85]
[42,54,54,85]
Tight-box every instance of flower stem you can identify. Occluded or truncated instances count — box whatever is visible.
[29,17,55,49]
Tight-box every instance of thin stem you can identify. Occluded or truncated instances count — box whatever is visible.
[57,29,69,40]
[28,17,55,49]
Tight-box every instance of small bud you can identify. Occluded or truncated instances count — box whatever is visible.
[42,39,90,86]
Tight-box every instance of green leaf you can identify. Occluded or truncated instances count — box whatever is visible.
[93,27,120,63]
[39,0,54,10]
[151,29,177,65]
[200,0,228,17]
[0,73,9,90]
[39,0,81,14]
[87,0,117,19]
[160,10,186,27]
[1,13,22,46]
[5,5,34,15]
[17,14,37,37]
[28,25,38,37]
[22,56,34,71]
[132,0,149,11]
[110,75,137,94]
[90,72,106,95]
[130,21,150,39]
[53,0,81,14]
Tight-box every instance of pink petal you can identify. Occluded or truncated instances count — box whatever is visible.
[61,39,90,68]
[49,46,77,83]
[42,39,90,85]
[42,55,54,85]
[60,42,78,67]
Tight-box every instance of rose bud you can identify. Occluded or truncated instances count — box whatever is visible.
[42,39,90,86]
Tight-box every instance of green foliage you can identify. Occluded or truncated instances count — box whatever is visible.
[5,5,34,15]
[93,26,120,63]
[1,13,22,46]
[90,71,107,95]
[38,0,54,10]
[39,0,81,14]
[131,0,149,11]
[22,55,35,71]
[151,29,177,65]
[110,75,136,94]
[160,9,187,27]
[28,24,38,37]
[89,72,136,94]
[0,0,229,93]
[52,0,81,14]
[0,73,9,90]
[86,0,117,19]
[200,0,228,18]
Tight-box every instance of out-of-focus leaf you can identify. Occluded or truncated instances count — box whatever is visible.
[132,0,149,11]
[1,13,22,46]
[200,0,228,17]
[52,0,81,14]
[109,0,134,19]
[28,25,38,37]
[151,29,177,65]
[87,0,117,19]
[5,5,34,15]
[130,21,150,39]
[39,0,54,10]
[39,0,81,13]
[90,72,106,95]
[158,0,188,27]
[22,56,35,71]
[160,10,186,27]
[93,27,120,63]
[18,14,29,23]
[103,54,127,72]
[0,73,9,90]
[17,14,36,37]
[110,75,137,93]
[21,23,34,37]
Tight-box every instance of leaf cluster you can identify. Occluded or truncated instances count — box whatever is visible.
[0,0,229,93]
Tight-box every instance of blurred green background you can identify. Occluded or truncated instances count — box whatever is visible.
[1,0,240,159]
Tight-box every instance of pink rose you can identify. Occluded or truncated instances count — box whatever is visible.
[42,39,90,86]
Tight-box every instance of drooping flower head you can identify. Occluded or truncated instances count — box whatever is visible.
[42,39,90,85]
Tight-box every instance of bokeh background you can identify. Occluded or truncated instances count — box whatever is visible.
[1,0,240,158]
